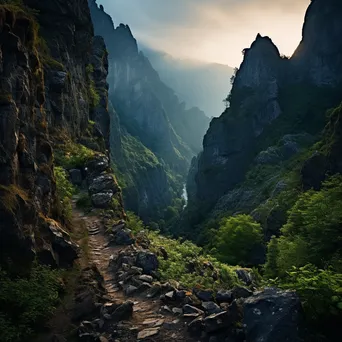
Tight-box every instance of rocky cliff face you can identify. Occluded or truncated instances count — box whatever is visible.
[0,0,113,271]
[188,0,342,227]
[291,0,342,86]
[88,0,211,222]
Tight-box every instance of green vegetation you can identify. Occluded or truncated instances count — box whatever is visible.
[54,167,75,221]
[0,263,62,342]
[55,140,95,169]
[263,175,342,335]
[127,212,243,290]
[86,64,100,108]
[211,215,264,266]
[275,175,342,272]
[269,265,342,320]
[76,192,92,211]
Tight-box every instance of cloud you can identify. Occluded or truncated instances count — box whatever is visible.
[98,0,310,66]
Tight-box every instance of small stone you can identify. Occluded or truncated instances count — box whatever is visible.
[160,305,172,314]
[188,316,204,333]
[146,284,162,298]
[183,304,204,316]
[137,282,152,293]
[125,285,138,296]
[172,307,183,315]
[138,275,154,283]
[137,328,160,340]
[194,289,213,302]
[165,291,175,300]
[233,286,253,299]
[216,290,233,304]
[202,301,222,315]
[142,318,165,327]
[111,301,134,321]
[204,311,232,333]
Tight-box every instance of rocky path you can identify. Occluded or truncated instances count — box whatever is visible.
[72,198,197,342]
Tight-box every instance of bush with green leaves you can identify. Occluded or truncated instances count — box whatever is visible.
[126,211,243,289]
[211,214,264,266]
[276,175,342,273]
[54,166,75,221]
[147,231,241,290]
[0,264,61,342]
[268,264,342,338]
[55,141,95,169]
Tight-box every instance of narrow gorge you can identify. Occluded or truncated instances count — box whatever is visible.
[0,0,342,342]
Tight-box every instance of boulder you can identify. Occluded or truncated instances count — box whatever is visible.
[136,251,159,274]
[188,316,204,334]
[216,290,233,304]
[125,285,138,296]
[89,174,118,194]
[194,289,214,302]
[138,274,154,283]
[111,301,134,321]
[232,286,253,299]
[48,221,79,267]
[69,169,83,186]
[204,311,232,333]
[243,288,302,342]
[86,155,109,176]
[114,228,135,245]
[202,301,222,315]
[91,191,113,208]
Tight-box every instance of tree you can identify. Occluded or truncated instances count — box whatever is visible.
[213,214,264,266]
[264,236,279,279]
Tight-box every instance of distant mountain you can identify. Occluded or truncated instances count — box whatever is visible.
[141,46,234,118]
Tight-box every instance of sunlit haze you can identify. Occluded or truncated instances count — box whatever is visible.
[98,0,310,67]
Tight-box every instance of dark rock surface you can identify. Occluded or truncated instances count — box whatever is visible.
[243,288,302,342]
[187,0,342,227]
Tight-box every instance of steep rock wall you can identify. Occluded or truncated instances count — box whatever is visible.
[0,0,113,270]
[188,0,342,225]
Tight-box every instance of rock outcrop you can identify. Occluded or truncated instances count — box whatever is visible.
[243,288,302,342]
[0,0,115,270]
[188,0,342,226]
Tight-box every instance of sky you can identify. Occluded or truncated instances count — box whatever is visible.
[98,0,310,67]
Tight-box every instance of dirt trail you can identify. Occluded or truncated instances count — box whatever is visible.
[72,199,197,342]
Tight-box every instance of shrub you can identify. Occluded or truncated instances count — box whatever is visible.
[54,167,75,221]
[55,141,95,169]
[147,231,241,290]
[276,175,342,273]
[212,214,264,266]
[126,211,145,235]
[86,64,100,108]
[0,263,61,342]
[264,236,279,279]
[268,264,342,337]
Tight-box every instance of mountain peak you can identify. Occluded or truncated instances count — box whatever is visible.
[235,34,281,89]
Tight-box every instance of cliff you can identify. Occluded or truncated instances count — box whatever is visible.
[0,0,120,270]
[188,0,342,229]
[89,0,211,223]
